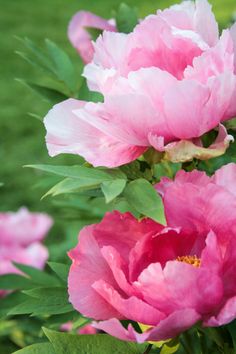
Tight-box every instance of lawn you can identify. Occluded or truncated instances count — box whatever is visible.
[1,0,236,212]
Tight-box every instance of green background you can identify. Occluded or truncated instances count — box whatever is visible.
[1,0,236,211]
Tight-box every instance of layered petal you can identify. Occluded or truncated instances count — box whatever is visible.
[213,163,236,197]
[44,99,145,167]
[94,309,201,343]
[68,11,116,63]
[68,225,121,320]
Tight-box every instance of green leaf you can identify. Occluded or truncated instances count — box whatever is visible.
[26,164,117,181]
[124,178,166,223]
[0,292,28,319]
[0,274,33,290]
[44,177,101,197]
[116,3,138,33]
[13,263,60,287]
[227,321,236,349]
[48,262,70,283]
[45,39,77,93]
[43,327,146,354]
[78,79,103,103]
[101,179,127,203]
[16,79,68,104]
[13,343,55,354]
[17,36,55,73]
[9,287,73,316]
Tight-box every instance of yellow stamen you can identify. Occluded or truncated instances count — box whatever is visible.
[176,255,201,268]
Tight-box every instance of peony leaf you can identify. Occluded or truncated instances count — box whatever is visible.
[45,38,77,93]
[43,327,146,354]
[124,178,166,224]
[9,287,73,316]
[16,79,68,104]
[25,164,124,181]
[13,343,55,354]
[101,179,127,203]
[13,263,60,286]
[47,262,70,283]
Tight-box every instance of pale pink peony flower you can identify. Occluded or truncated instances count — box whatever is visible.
[68,165,236,342]
[0,208,53,296]
[45,0,236,167]
[68,11,116,63]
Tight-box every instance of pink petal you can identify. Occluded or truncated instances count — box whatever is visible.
[68,225,121,320]
[129,228,196,282]
[230,22,236,72]
[164,74,234,139]
[101,246,136,296]
[129,15,204,79]
[68,11,116,63]
[158,1,195,30]
[194,0,219,47]
[161,179,236,246]
[0,242,48,275]
[93,211,162,261]
[137,309,201,342]
[0,207,53,247]
[92,279,166,325]
[75,95,156,146]
[94,309,200,343]
[204,296,236,327]
[155,170,211,197]
[44,99,144,168]
[213,163,236,197]
[184,31,234,84]
[78,324,97,335]
[222,235,236,296]
[93,318,136,341]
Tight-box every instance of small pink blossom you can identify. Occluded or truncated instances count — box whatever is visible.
[0,208,52,296]
[45,0,236,167]
[61,321,96,335]
[68,11,116,63]
[68,173,236,343]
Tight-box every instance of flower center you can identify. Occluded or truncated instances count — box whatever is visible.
[176,255,201,268]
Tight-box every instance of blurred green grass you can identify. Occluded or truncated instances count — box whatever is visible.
[0,0,236,211]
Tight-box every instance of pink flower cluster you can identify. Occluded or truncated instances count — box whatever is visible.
[68,163,236,342]
[45,0,236,167]
[0,208,52,296]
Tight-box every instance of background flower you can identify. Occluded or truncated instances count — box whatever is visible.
[0,208,52,296]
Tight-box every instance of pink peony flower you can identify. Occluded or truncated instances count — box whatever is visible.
[61,321,96,335]
[68,164,236,342]
[68,11,116,63]
[44,0,236,167]
[0,208,53,296]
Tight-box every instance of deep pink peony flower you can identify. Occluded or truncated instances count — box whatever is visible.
[0,208,53,296]
[45,0,236,167]
[68,11,116,63]
[68,178,236,343]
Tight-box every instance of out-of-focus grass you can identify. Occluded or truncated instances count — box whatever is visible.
[0,0,236,211]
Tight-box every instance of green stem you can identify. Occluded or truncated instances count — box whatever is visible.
[143,344,153,354]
